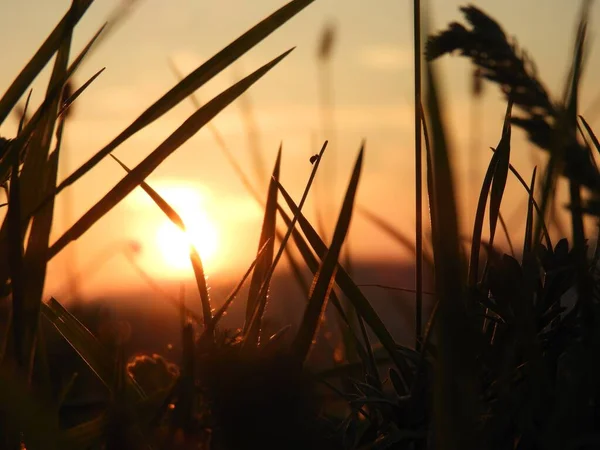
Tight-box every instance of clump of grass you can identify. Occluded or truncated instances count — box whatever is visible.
[3,1,600,450]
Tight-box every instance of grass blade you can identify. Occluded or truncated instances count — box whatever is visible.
[58,67,106,117]
[169,63,312,302]
[278,178,412,382]
[251,142,328,335]
[0,23,106,187]
[489,100,513,244]
[53,0,315,197]
[496,151,552,250]
[469,102,513,288]
[48,49,293,261]
[523,167,537,255]
[426,55,479,450]
[109,154,212,330]
[292,144,363,364]
[243,147,281,346]
[413,0,424,354]
[0,0,93,125]
[41,298,146,399]
[18,89,33,134]
[5,142,25,368]
[579,115,600,155]
[206,240,271,337]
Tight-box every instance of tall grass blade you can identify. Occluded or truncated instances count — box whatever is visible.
[579,115,600,154]
[5,142,25,369]
[18,89,33,134]
[498,152,552,250]
[278,180,411,381]
[291,144,364,364]
[41,298,146,399]
[48,49,293,260]
[251,142,327,333]
[523,167,537,255]
[278,203,371,366]
[489,100,513,244]
[210,240,271,333]
[565,2,593,332]
[54,0,315,196]
[109,154,212,330]
[468,148,499,288]
[243,147,281,346]
[0,0,93,125]
[59,67,106,117]
[469,101,512,287]
[425,56,479,450]
[0,23,106,187]
[169,62,312,300]
[413,0,424,354]
[421,101,438,271]
[21,150,59,377]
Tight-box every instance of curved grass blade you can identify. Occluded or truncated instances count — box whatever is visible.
[0,23,106,187]
[41,298,146,399]
[426,53,480,450]
[48,49,293,261]
[248,141,328,342]
[18,89,33,134]
[53,0,315,197]
[278,201,371,366]
[109,154,212,330]
[523,167,537,255]
[421,100,439,290]
[204,240,271,340]
[579,115,600,154]
[169,63,312,300]
[5,140,25,368]
[468,149,497,288]
[58,67,106,117]
[278,179,412,383]
[489,100,513,244]
[21,151,59,376]
[243,147,281,346]
[0,0,93,125]
[7,29,74,373]
[495,150,552,250]
[291,144,363,364]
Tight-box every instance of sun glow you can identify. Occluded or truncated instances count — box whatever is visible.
[155,211,219,271]
[134,183,221,274]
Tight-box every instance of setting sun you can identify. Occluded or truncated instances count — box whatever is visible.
[127,182,222,275]
[155,210,219,271]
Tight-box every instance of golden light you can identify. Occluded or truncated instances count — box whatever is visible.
[155,210,219,271]
[131,182,222,275]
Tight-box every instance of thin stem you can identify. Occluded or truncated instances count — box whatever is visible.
[413,0,423,351]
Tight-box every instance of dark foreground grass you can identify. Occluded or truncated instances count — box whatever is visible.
[1,1,600,449]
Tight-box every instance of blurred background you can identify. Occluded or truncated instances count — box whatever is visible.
[0,0,599,346]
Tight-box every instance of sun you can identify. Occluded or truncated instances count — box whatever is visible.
[156,212,219,271]
[147,184,220,273]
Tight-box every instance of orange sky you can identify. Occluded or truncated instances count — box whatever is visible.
[0,0,599,297]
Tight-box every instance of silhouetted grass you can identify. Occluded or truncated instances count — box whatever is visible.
[1,1,600,449]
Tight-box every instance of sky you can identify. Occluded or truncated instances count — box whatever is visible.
[0,0,599,298]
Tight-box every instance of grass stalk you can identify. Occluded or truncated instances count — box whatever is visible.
[413,0,423,351]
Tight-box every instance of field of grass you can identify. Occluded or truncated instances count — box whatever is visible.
[1,0,600,449]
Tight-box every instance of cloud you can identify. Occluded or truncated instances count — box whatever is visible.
[359,45,411,71]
